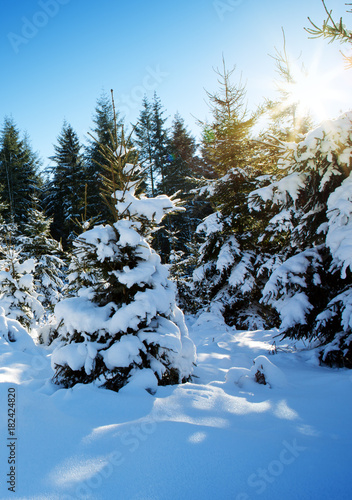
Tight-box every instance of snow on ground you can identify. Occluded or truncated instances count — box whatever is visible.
[0,313,351,500]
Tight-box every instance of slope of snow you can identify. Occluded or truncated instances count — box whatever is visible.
[0,312,350,499]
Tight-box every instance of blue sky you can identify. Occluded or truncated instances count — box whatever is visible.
[0,0,351,168]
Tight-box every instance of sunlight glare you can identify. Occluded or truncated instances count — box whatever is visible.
[280,61,348,123]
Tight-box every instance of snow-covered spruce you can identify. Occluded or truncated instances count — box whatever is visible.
[249,112,352,364]
[19,205,66,313]
[0,246,44,330]
[190,113,352,366]
[315,289,352,368]
[0,306,36,351]
[260,247,323,333]
[191,210,272,330]
[50,154,196,392]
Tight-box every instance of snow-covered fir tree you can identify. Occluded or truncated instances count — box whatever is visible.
[183,59,277,328]
[85,92,125,225]
[190,104,352,367]
[163,113,210,260]
[190,170,277,330]
[248,112,352,366]
[50,109,196,392]
[19,202,66,313]
[0,243,44,332]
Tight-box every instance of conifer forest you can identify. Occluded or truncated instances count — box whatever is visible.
[0,2,351,499]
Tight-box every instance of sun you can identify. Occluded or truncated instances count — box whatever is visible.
[285,71,329,119]
[278,60,346,124]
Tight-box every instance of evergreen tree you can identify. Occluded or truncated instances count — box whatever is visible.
[152,93,170,194]
[190,166,278,329]
[134,96,155,195]
[193,109,352,362]
[135,93,172,259]
[0,244,44,331]
[262,32,314,145]
[163,113,212,258]
[197,59,263,219]
[50,108,195,393]
[44,121,86,248]
[165,113,199,194]
[306,0,352,67]
[0,117,41,227]
[186,60,268,326]
[19,199,66,313]
[199,58,256,178]
[249,112,352,366]
[188,49,321,327]
[85,92,124,223]
[135,93,170,195]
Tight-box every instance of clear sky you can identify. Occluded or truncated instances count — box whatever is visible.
[0,0,351,169]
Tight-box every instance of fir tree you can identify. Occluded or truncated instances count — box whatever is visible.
[248,112,352,365]
[135,93,172,259]
[197,59,263,219]
[187,60,268,326]
[164,113,211,257]
[50,100,195,393]
[135,93,170,195]
[306,0,352,67]
[190,168,277,329]
[134,96,155,195]
[151,93,170,194]
[0,117,41,227]
[199,58,256,177]
[85,92,125,223]
[44,121,86,248]
[165,113,200,194]
[262,31,314,145]
[19,199,66,313]
[0,244,44,331]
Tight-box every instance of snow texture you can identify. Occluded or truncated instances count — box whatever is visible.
[114,187,182,224]
[326,172,352,277]
[226,355,287,389]
[196,212,224,236]
[261,249,321,330]
[0,315,350,500]
[249,172,307,210]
